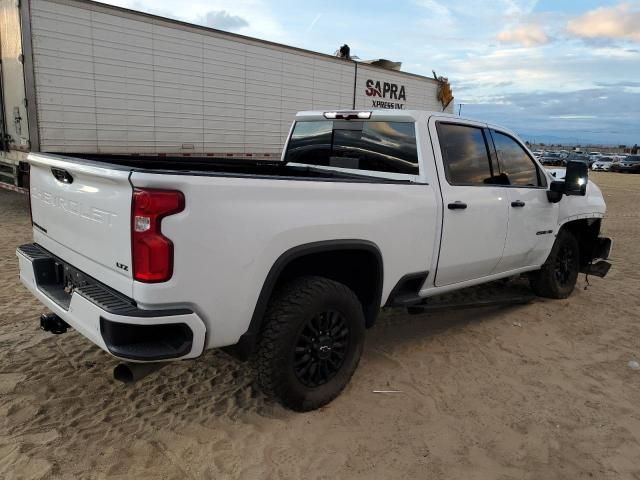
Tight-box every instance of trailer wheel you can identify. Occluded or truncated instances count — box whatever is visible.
[256,276,365,411]
[529,230,580,299]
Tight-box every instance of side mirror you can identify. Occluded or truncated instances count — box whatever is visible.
[547,180,564,203]
[546,161,588,203]
[564,160,588,196]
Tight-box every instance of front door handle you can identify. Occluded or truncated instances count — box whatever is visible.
[448,201,467,210]
[511,200,525,208]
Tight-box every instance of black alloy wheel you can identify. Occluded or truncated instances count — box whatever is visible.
[554,243,576,287]
[293,310,350,387]
[256,276,365,411]
[529,230,580,299]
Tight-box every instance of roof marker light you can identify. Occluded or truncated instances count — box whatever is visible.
[323,111,372,120]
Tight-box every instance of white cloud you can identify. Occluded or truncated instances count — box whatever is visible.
[110,0,290,42]
[200,10,248,30]
[591,46,640,58]
[550,115,597,119]
[414,0,452,17]
[496,24,550,46]
[567,2,640,42]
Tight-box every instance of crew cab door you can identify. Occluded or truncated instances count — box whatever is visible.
[488,129,558,271]
[430,119,509,286]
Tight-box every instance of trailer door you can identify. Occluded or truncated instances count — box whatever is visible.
[0,0,29,150]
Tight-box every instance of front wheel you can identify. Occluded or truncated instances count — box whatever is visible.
[256,276,365,411]
[529,230,580,299]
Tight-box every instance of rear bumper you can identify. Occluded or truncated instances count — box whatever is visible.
[17,243,206,362]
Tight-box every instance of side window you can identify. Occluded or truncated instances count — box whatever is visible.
[436,123,494,185]
[492,131,544,187]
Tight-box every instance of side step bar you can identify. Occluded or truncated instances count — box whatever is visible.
[407,294,534,314]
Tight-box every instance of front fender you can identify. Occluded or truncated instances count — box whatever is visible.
[557,179,606,229]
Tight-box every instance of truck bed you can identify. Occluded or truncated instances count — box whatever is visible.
[61,154,410,183]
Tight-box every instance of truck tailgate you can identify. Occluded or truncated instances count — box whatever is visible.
[27,153,134,297]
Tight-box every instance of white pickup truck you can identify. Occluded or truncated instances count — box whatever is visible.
[17,110,612,411]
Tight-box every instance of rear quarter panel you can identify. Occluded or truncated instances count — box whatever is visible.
[129,172,439,348]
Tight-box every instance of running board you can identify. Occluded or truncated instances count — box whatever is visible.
[407,294,535,314]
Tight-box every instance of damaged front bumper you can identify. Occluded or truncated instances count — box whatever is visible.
[581,236,613,278]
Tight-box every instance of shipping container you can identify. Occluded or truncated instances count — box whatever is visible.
[0,0,454,189]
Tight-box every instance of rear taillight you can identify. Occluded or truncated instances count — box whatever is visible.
[131,188,184,283]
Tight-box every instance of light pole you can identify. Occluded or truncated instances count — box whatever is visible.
[458,103,464,116]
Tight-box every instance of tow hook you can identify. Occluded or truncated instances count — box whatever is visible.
[40,313,69,334]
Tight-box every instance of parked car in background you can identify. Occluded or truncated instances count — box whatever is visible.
[540,152,564,166]
[611,155,640,173]
[592,157,615,171]
[566,152,594,167]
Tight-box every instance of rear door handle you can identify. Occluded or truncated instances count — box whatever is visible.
[448,201,467,210]
[511,200,525,208]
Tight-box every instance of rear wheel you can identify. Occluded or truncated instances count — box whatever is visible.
[256,276,365,411]
[530,230,580,299]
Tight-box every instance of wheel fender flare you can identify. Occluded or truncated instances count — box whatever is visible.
[231,240,383,359]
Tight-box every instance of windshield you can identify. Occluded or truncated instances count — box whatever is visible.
[625,155,640,162]
[284,120,419,175]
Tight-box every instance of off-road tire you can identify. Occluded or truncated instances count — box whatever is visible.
[529,230,580,299]
[256,276,365,411]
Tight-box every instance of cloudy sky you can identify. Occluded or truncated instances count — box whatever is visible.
[104,0,640,145]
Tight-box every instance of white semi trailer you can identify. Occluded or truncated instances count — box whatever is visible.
[0,0,454,189]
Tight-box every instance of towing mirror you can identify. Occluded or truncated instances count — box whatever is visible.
[564,160,588,196]
[547,161,588,203]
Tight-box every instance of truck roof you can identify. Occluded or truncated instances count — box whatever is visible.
[295,110,501,124]
[295,110,522,142]
[295,110,460,122]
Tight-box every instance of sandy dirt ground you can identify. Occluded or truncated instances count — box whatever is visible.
[1,172,639,479]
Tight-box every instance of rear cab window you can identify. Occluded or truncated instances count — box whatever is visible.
[284,120,419,176]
